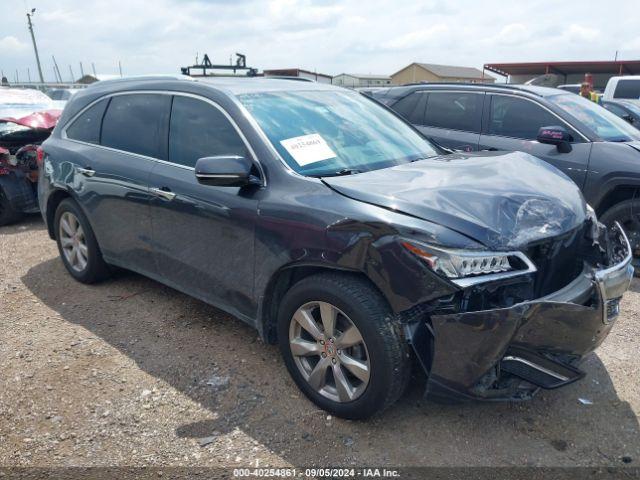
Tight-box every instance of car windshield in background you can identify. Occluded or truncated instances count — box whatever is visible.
[239,90,438,176]
[547,94,640,142]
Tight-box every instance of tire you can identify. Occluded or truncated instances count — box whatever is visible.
[0,186,24,226]
[54,198,111,283]
[600,199,640,277]
[277,272,410,419]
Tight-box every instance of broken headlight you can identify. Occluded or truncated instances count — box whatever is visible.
[401,240,536,283]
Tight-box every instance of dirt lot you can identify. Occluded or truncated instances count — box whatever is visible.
[1,216,639,469]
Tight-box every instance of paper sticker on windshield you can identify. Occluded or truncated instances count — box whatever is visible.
[280,134,336,166]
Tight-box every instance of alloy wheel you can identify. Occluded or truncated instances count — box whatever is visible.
[59,211,89,272]
[289,301,370,403]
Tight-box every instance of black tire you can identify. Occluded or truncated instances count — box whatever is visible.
[600,199,640,277]
[0,186,24,226]
[54,198,111,283]
[277,272,411,419]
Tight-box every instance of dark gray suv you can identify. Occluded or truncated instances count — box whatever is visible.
[370,84,640,273]
[38,77,633,418]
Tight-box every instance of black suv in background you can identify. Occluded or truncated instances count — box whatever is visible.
[39,77,633,418]
[370,84,640,273]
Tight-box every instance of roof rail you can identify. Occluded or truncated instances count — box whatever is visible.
[397,82,544,96]
[87,74,194,88]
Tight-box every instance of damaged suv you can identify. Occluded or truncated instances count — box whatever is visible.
[39,77,634,419]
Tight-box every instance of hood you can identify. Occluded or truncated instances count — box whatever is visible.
[323,151,586,250]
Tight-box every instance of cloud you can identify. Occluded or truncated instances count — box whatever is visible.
[382,24,450,51]
[0,0,638,82]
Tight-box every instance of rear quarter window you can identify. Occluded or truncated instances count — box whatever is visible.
[65,98,109,144]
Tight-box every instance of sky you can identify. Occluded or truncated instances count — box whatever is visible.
[1,0,639,83]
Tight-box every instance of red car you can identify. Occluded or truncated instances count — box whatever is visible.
[0,87,61,225]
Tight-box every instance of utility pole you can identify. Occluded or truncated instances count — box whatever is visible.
[52,55,62,83]
[92,62,97,77]
[26,8,45,83]
[69,65,75,83]
[80,61,84,78]
[118,60,123,77]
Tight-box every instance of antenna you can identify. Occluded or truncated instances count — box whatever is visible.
[26,8,45,83]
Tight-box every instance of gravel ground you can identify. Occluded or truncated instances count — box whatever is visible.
[1,216,639,469]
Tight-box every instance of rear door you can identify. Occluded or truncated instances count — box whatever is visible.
[64,93,170,274]
[414,90,484,152]
[479,94,591,188]
[148,94,260,317]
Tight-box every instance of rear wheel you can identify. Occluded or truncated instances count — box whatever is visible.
[600,199,640,276]
[54,198,111,283]
[0,186,23,226]
[278,273,410,419]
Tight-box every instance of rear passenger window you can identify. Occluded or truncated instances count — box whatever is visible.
[66,98,109,144]
[423,92,483,132]
[168,96,246,168]
[488,95,559,140]
[101,94,171,159]
[391,92,427,124]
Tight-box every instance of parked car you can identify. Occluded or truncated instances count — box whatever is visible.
[603,75,640,105]
[557,84,581,94]
[46,88,81,109]
[369,83,640,274]
[0,87,61,225]
[602,99,640,129]
[39,77,633,418]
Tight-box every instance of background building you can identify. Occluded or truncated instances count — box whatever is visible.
[391,62,495,85]
[263,68,332,84]
[332,73,391,88]
[483,60,640,89]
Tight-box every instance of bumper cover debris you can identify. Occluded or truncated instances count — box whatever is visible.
[412,223,634,402]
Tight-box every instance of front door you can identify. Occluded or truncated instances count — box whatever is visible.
[479,94,591,188]
[148,95,260,318]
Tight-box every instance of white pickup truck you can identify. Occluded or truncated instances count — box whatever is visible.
[603,76,640,104]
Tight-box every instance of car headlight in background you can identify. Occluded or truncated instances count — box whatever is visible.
[401,240,537,287]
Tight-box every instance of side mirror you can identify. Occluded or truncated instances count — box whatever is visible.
[622,114,634,124]
[194,155,260,187]
[537,126,573,153]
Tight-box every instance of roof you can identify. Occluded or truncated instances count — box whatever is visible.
[263,68,333,79]
[392,63,492,80]
[87,75,342,96]
[484,60,640,77]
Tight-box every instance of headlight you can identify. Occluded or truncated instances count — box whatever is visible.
[401,241,536,286]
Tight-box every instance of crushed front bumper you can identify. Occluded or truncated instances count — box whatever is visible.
[413,223,634,402]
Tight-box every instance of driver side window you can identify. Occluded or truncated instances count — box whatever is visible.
[488,95,565,141]
[169,96,247,168]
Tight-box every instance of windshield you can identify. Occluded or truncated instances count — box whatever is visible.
[547,93,640,142]
[622,102,640,117]
[238,90,438,176]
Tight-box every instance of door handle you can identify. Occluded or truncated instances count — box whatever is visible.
[150,187,176,201]
[77,167,95,177]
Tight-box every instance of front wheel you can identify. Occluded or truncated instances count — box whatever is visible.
[600,199,640,277]
[277,273,410,419]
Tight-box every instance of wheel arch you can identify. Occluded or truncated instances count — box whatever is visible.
[257,263,390,345]
[595,184,640,217]
[45,188,73,239]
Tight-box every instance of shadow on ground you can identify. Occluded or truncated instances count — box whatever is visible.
[21,259,640,467]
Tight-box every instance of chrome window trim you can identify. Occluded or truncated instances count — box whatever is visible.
[485,92,590,143]
[61,90,266,186]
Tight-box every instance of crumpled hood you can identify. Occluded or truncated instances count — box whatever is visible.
[323,151,587,250]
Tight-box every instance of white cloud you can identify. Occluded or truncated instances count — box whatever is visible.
[0,36,28,52]
[382,25,450,50]
[0,0,637,82]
